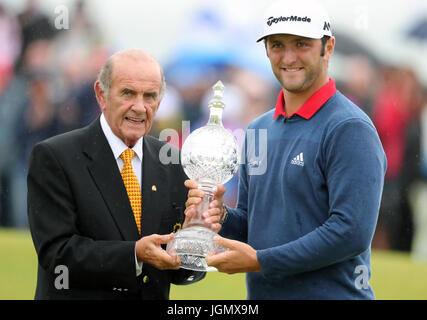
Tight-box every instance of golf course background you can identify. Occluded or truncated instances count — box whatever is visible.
[1,228,426,300]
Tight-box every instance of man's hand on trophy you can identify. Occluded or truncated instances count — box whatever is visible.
[184,179,226,233]
[206,236,261,274]
[135,233,181,270]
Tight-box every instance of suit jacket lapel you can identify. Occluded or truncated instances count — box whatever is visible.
[83,118,140,241]
[140,136,165,238]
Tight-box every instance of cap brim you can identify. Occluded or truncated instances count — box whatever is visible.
[256,31,324,43]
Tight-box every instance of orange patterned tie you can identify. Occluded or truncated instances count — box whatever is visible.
[120,148,142,234]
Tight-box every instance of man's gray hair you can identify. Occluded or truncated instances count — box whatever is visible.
[96,57,166,99]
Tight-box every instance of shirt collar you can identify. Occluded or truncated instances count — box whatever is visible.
[100,113,143,161]
[273,78,337,120]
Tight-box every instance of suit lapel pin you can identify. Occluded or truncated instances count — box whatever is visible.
[151,185,157,192]
[173,223,182,233]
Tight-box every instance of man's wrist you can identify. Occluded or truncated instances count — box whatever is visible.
[135,244,143,276]
[220,204,228,225]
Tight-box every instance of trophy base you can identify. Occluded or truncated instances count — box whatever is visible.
[166,226,226,272]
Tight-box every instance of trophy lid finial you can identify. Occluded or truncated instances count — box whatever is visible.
[213,81,225,99]
[208,80,226,111]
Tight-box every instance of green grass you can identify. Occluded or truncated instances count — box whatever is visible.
[1,228,426,300]
[0,228,37,300]
[371,250,427,300]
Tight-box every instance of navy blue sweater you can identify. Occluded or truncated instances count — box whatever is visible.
[220,82,386,300]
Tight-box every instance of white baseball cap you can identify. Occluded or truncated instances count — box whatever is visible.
[256,0,333,42]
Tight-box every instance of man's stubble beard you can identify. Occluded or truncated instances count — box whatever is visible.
[277,60,323,94]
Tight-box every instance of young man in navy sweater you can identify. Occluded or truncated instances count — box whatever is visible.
[184,0,386,299]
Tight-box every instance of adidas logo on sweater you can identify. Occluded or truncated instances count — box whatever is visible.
[291,152,304,167]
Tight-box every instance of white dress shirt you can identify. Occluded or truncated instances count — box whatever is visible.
[100,113,143,276]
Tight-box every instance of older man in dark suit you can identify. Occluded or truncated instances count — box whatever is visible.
[27,49,205,300]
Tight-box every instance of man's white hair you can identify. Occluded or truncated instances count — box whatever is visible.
[96,51,166,99]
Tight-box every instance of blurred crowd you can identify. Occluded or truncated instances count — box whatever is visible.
[1,0,427,259]
[0,0,107,228]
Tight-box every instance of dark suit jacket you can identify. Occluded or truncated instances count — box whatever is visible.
[27,117,205,300]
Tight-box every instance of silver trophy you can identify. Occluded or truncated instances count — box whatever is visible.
[166,81,239,271]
